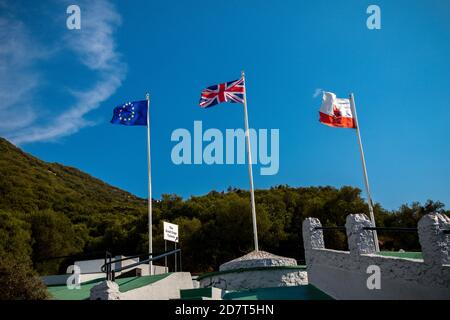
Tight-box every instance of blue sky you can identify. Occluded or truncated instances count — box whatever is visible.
[1,0,449,210]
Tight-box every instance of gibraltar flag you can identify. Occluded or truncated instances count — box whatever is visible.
[319,91,356,128]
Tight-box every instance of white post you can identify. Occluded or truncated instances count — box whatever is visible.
[242,71,259,252]
[174,242,177,272]
[349,93,380,252]
[146,93,154,274]
[164,240,167,272]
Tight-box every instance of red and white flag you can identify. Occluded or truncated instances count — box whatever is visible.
[319,91,356,129]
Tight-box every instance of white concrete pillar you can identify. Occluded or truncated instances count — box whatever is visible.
[90,280,121,300]
[302,217,325,250]
[345,214,376,257]
[302,217,325,267]
[418,213,450,266]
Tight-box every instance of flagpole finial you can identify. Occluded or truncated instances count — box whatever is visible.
[146,93,150,101]
[241,70,245,78]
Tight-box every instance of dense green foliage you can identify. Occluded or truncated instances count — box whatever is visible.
[0,210,49,299]
[0,257,50,300]
[0,137,448,282]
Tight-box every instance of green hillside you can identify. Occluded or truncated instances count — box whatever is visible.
[0,137,146,217]
[0,137,149,276]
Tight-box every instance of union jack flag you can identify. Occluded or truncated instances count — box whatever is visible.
[199,77,245,108]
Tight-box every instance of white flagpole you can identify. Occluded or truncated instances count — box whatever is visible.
[349,93,380,252]
[146,93,154,274]
[242,71,259,252]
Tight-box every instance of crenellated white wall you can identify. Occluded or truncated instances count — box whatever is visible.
[303,213,450,300]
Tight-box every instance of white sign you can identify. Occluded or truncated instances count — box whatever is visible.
[163,221,179,243]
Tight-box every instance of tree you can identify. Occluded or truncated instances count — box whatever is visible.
[28,210,84,275]
[0,210,49,299]
[0,210,32,264]
[0,257,49,300]
[381,200,449,251]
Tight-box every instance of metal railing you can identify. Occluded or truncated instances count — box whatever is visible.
[101,249,181,281]
[363,226,418,233]
[315,225,450,234]
[314,226,419,233]
[314,226,346,231]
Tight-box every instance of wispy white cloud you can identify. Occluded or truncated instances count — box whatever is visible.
[1,0,126,145]
[0,17,43,133]
[313,88,323,98]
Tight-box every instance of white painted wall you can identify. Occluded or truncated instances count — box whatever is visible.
[120,272,193,300]
[74,255,139,274]
[42,273,103,286]
[43,256,168,286]
[75,258,106,274]
[199,269,308,290]
[90,272,193,300]
[307,248,450,299]
[303,213,450,300]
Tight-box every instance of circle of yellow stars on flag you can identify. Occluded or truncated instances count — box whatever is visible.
[118,102,135,122]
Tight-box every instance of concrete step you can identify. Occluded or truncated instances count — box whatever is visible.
[120,272,193,300]
[48,272,193,300]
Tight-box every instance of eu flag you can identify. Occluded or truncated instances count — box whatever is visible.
[111,100,148,126]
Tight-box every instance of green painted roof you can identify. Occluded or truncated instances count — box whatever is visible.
[118,273,170,292]
[377,251,423,260]
[47,273,171,300]
[222,285,333,300]
[197,265,307,281]
[180,288,214,299]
